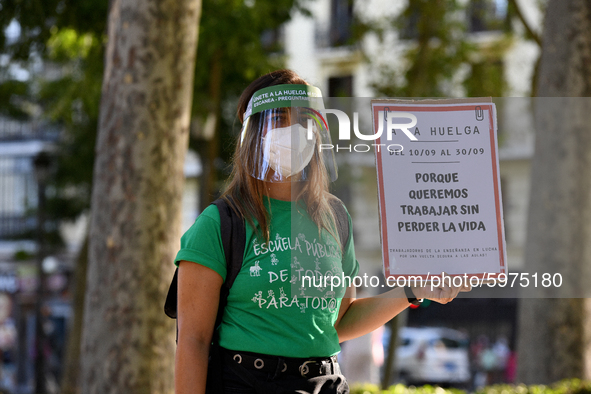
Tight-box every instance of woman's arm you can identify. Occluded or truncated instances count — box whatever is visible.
[175,260,223,394]
[335,286,408,343]
[334,278,470,343]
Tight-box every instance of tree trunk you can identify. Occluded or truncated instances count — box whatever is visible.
[517,0,591,384]
[60,236,88,394]
[381,315,402,389]
[80,0,201,391]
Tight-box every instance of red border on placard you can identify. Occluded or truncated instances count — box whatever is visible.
[372,103,506,280]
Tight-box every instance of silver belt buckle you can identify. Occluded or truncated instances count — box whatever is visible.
[299,360,315,377]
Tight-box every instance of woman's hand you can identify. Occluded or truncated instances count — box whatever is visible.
[411,273,472,304]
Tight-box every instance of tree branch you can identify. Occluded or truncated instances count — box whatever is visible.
[508,0,542,47]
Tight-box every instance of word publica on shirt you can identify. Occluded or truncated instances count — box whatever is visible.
[253,235,341,258]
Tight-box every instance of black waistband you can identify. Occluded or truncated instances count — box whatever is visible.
[222,348,339,378]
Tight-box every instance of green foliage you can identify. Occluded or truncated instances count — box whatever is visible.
[349,380,591,394]
[0,0,108,60]
[350,383,466,394]
[0,0,107,223]
[370,0,476,98]
[370,0,516,98]
[46,27,98,61]
[463,35,511,97]
[1,0,310,216]
[37,27,104,220]
[13,249,35,261]
[463,60,504,97]
[189,0,312,204]
[476,380,591,394]
[0,77,30,119]
[191,0,310,134]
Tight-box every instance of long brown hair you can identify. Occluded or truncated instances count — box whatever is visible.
[221,69,342,246]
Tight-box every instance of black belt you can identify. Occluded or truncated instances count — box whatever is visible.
[223,348,339,378]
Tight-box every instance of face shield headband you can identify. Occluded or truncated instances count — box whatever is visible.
[239,84,338,183]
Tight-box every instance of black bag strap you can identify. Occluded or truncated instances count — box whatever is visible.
[164,198,246,331]
[212,198,245,338]
[164,269,179,319]
[329,197,350,249]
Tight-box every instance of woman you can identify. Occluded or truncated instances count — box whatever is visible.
[174,69,469,394]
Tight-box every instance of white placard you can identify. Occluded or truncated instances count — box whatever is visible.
[371,99,507,281]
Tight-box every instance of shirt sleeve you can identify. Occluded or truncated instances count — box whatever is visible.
[174,204,227,281]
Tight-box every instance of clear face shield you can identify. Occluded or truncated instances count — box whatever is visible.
[239,84,338,183]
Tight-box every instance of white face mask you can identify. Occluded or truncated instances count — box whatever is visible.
[262,124,316,179]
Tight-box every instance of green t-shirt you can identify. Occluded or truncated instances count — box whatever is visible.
[175,197,359,358]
